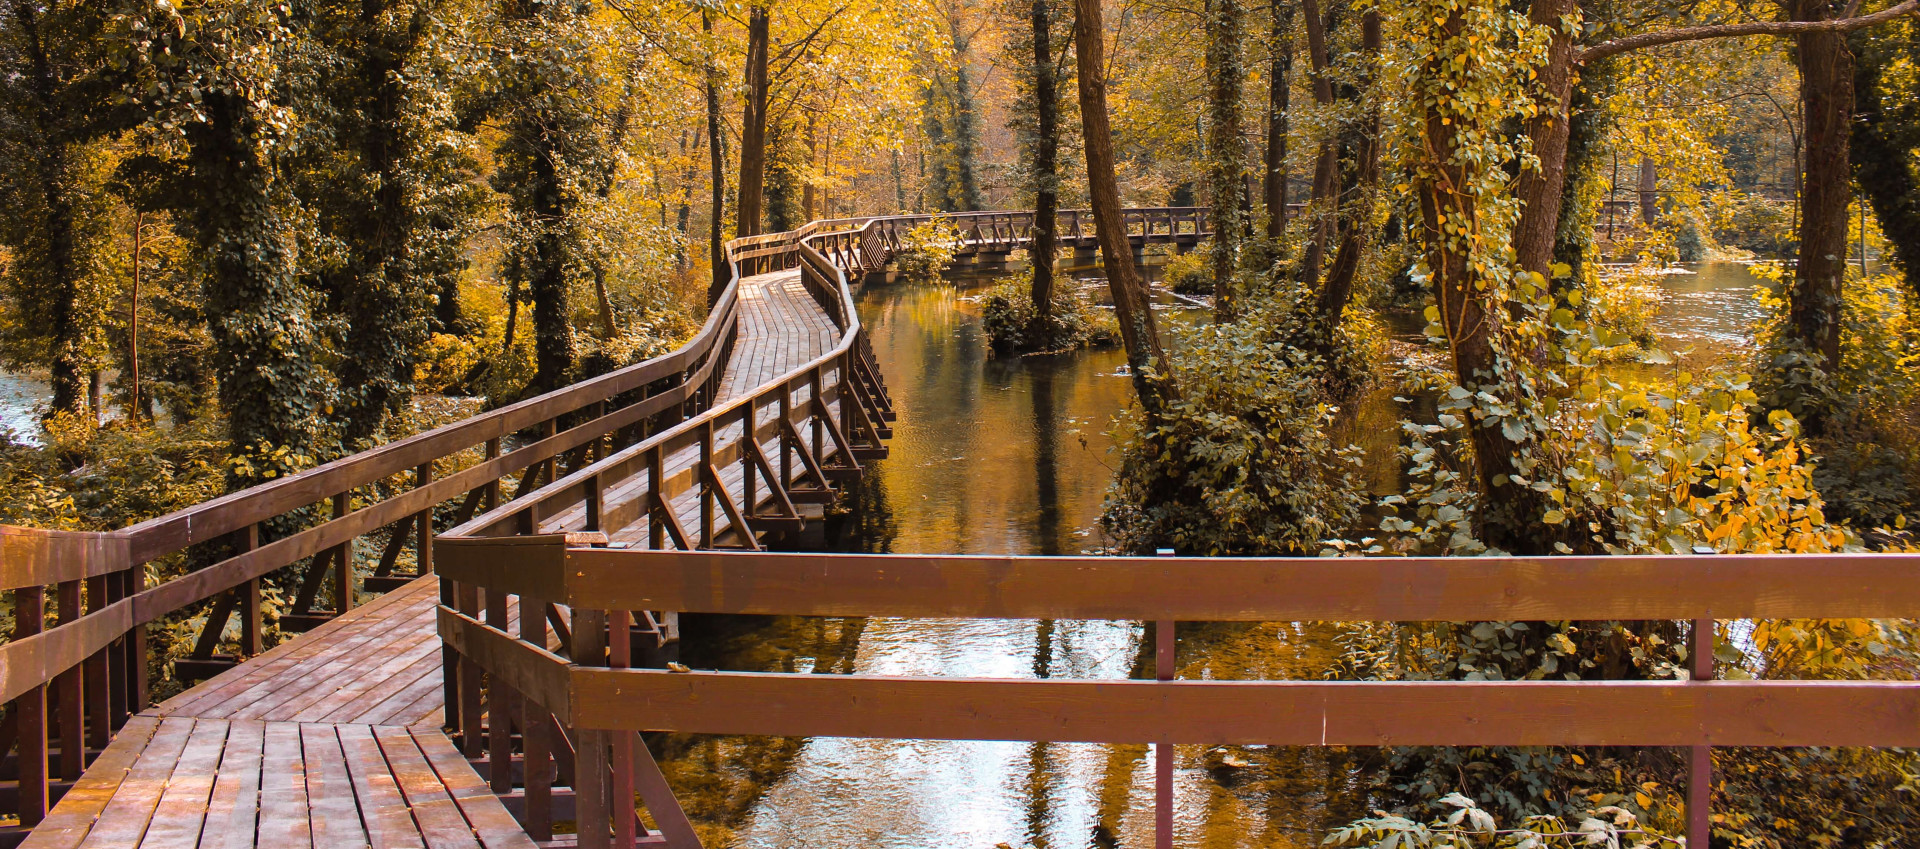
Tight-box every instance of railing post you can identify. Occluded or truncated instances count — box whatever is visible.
[332,492,354,615]
[1155,548,1175,849]
[240,524,261,658]
[14,585,47,827]
[1690,612,1715,848]
[56,579,83,781]
[84,572,113,751]
[608,607,637,848]
[485,585,514,794]
[124,564,145,713]
[521,594,554,841]
[417,462,435,576]
[574,607,611,849]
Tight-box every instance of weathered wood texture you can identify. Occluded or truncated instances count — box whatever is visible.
[18,716,535,849]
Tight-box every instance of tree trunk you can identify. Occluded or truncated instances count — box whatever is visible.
[1030,0,1062,332]
[1298,0,1337,286]
[947,17,986,212]
[128,213,144,421]
[1852,25,1920,295]
[11,1,85,417]
[1076,0,1174,416]
[1788,0,1854,376]
[1312,7,1381,340]
[1263,0,1294,242]
[1510,0,1580,279]
[1415,5,1553,555]
[1636,157,1658,227]
[737,4,771,238]
[1205,0,1247,319]
[704,9,729,305]
[675,126,701,271]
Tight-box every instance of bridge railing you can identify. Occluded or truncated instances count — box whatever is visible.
[0,214,864,836]
[435,542,1920,849]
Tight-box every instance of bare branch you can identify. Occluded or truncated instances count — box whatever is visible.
[1577,0,1918,64]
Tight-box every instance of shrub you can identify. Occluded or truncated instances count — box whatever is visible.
[892,221,958,281]
[1588,264,1667,351]
[1160,250,1210,295]
[1710,193,1796,258]
[1101,297,1369,555]
[978,278,1117,354]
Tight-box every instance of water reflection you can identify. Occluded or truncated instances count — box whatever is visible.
[734,263,1772,847]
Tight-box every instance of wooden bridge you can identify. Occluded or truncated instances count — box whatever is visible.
[0,208,1204,847]
[1,206,1913,848]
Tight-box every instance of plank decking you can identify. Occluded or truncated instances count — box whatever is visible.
[23,266,853,848]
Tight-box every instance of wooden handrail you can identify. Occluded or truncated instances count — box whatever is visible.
[0,204,1204,837]
[436,538,1920,849]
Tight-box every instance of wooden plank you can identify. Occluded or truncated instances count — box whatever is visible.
[254,722,313,847]
[336,723,424,849]
[325,651,444,727]
[372,727,480,849]
[19,715,160,849]
[570,669,1920,748]
[74,715,195,847]
[135,718,230,849]
[299,724,371,849]
[199,719,264,849]
[562,549,1920,622]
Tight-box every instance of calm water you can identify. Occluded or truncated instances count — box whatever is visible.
[729,261,1771,847]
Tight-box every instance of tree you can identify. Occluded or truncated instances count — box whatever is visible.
[122,1,340,484]
[1014,0,1070,333]
[1262,0,1295,243]
[1852,15,1920,294]
[737,2,771,236]
[0,1,121,420]
[308,0,482,447]
[487,0,618,395]
[1204,0,1247,318]
[1076,0,1173,415]
[1784,0,1857,385]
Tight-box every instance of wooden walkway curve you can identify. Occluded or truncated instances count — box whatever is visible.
[9,209,1214,848]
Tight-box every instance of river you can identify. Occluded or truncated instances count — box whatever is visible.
[709,261,1770,847]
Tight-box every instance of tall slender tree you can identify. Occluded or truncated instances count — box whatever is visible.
[1014,0,1068,334]
[1076,0,1173,415]
[1204,0,1247,318]
[1263,0,1295,243]
[737,2,772,236]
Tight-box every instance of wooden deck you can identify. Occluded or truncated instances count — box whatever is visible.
[22,268,858,848]
[21,579,534,849]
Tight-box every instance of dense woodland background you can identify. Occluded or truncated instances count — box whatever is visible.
[3,0,1920,844]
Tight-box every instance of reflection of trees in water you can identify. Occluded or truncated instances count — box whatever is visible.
[1031,362,1064,555]
[823,472,898,553]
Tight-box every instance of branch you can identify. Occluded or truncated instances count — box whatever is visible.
[1577,0,1918,64]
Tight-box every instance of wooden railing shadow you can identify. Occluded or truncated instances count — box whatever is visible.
[436,542,1920,849]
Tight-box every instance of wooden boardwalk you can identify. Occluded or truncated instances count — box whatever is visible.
[20,268,852,848]
[22,579,535,849]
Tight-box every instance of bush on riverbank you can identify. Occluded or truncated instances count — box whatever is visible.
[892,221,959,281]
[1101,296,1370,555]
[1160,250,1210,295]
[979,279,1118,354]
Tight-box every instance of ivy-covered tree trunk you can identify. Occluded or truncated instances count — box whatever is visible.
[1412,0,1555,555]
[1263,0,1294,242]
[945,16,986,212]
[1788,0,1855,377]
[1027,0,1063,331]
[1510,0,1579,280]
[737,3,771,237]
[0,0,108,419]
[188,93,336,484]
[1852,21,1920,294]
[1076,0,1174,416]
[1204,0,1246,319]
[332,0,433,448]
[1297,0,1337,286]
[1311,7,1380,343]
